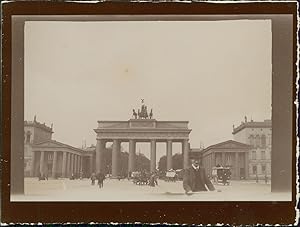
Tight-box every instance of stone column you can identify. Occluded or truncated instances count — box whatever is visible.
[150,140,156,173]
[51,151,58,178]
[62,151,67,178]
[221,152,226,166]
[75,155,78,174]
[235,152,240,180]
[245,152,249,180]
[96,139,106,173]
[30,151,36,177]
[89,155,94,175]
[78,156,81,173]
[128,139,136,173]
[211,152,216,167]
[39,151,45,175]
[112,139,120,177]
[66,153,71,176]
[74,155,78,175]
[70,153,74,175]
[182,139,190,169]
[166,140,172,171]
[73,154,76,174]
[78,156,82,173]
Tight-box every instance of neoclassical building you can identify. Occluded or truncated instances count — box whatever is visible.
[200,140,251,180]
[24,116,53,176]
[25,102,192,178]
[187,117,271,180]
[233,117,272,179]
[24,116,93,178]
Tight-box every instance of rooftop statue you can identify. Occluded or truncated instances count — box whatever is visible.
[149,109,153,119]
[132,109,137,119]
[133,99,153,120]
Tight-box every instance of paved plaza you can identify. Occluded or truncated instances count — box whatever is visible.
[11,178,291,201]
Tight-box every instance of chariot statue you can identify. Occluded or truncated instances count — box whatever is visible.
[132,99,154,120]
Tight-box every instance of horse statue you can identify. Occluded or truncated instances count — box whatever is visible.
[132,109,137,119]
[149,109,153,119]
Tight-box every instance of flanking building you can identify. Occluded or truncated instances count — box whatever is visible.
[189,117,271,180]
[232,117,272,179]
[24,116,53,176]
[24,116,92,178]
[200,140,251,180]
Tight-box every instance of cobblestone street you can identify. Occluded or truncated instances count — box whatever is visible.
[11,178,291,202]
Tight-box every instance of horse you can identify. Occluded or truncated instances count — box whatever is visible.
[149,109,153,119]
[132,109,137,119]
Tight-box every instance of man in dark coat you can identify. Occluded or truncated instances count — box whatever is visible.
[97,172,105,188]
[183,159,215,194]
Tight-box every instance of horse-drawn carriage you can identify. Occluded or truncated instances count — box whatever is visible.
[165,170,177,182]
[212,166,231,185]
[131,171,150,185]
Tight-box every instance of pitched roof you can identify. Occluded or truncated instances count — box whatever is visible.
[32,140,85,153]
[202,140,252,153]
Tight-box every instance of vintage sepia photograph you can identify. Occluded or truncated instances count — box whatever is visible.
[9,15,293,204]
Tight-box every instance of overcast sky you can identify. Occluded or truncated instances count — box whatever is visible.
[24,20,272,161]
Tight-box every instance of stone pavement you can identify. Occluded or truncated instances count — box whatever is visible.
[11,178,291,201]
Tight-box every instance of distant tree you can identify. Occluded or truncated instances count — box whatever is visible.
[136,153,150,172]
[172,153,183,170]
[158,153,183,171]
[158,155,167,172]
[100,147,150,175]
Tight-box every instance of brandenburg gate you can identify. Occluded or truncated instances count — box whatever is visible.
[94,101,192,177]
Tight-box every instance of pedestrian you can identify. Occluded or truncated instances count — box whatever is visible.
[149,173,156,187]
[91,172,96,185]
[183,159,215,194]
[38,172,42,181]
[212,167,218,183]
[264,174,268,184]
[97,172,105,188]
[154,172,158,186]
[256,172,259,183]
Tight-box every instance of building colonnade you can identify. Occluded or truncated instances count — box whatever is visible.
[30,150,84,178]
[95,138,190,177]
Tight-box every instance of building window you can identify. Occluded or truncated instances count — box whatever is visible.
[249,135,254,146]
[252,150,256,160]
[252,165,257,174]
[261,150,266,160]
[261,135,266,148]
[262,164,266,173]
[255,135,260,148]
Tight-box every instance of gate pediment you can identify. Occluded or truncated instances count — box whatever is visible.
[32,140,68,148]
